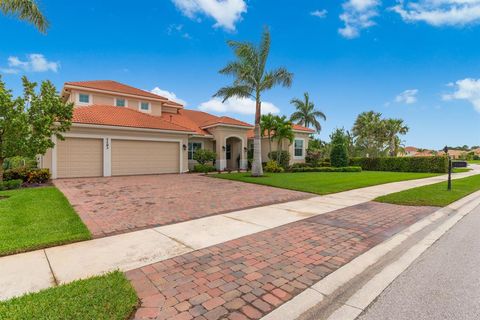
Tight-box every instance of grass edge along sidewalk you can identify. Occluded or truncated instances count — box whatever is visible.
[375,174,480,207]
[0,186,91,256]
[0,271,138,320]
[213,171,440,195]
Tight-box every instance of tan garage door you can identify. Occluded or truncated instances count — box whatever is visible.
[57,138,103,178]
[111,140,179,176]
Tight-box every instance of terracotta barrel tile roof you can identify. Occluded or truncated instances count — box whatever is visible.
[65,80,183,106]
[73,105,194,132]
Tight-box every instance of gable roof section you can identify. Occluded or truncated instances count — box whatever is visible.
[73,105,194,132]
[65,80,183,107]
[161,109,253,136]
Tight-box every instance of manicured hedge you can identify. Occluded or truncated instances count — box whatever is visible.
[289,166,362,173]
[349,156,448,173]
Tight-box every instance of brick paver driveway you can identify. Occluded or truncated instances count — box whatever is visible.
[54,174,311,237]
[126,202,438,320]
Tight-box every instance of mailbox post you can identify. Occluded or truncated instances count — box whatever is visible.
[443,146,452,191]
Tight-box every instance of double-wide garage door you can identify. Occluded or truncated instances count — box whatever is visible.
[56,137,180,178]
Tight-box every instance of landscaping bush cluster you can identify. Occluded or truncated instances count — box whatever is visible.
[349,156,448,173]
[289,166,362,173]
[0,179,23,190]
[3,168,51,184]
[268,151,290,169]
[193,164,217,173]
[264,160,285,173]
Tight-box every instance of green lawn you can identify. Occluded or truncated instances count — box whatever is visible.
[0,271,138,320]
[213,171,440,195]
[375,174,480,207]
[453,168,472,173]
[468,160,480,164]
[0,187,91,256]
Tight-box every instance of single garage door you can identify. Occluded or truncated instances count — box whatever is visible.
[57,138,103,178]
[111,140,180,176]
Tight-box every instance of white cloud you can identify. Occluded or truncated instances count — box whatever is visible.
[311,9,328,18]
[172,0,247,31]
[167,24,192,39]
[0,54,59,74]
[443,78,480,112]
[396,89,419,104]
[151,87,187,106]
[198,97,280,115]
[391,0,480,26]
[339,0,381,39]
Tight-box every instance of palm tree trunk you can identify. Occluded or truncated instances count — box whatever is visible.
[251,100,263,177]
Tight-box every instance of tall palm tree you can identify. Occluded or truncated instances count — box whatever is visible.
[384,118,409,157]
[0,0,48,33]
[214,28,293,177]
[260,113,277,159]
[272,116,294,163]
[290,92,326,133]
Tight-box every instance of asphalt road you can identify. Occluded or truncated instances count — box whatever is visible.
[358,204,480,320]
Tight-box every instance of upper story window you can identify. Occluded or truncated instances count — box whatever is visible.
[188,142,202,160]
[294,139,304,158]
[78,93,90,104]
[115,98,126,107]
[139,101,150,112]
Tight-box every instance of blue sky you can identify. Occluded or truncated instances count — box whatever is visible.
[1,0,480,149]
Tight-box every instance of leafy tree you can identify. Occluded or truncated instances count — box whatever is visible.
[329,128,349,167]
[0,0,49,33]
[352,111,386,158]
[192,149,216,165]
[384,118,409,157]
[214,28,293,177]
[0,76,73,180]
[272,115,294,163]
[290,92,326,133]
[260,113,277,159]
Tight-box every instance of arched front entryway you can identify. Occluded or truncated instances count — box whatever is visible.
[225,136,243,170]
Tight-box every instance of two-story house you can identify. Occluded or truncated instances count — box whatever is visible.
[40,80,313,179]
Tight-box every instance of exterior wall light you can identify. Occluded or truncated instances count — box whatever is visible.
[183,144,187,151]
[222,146,226,151]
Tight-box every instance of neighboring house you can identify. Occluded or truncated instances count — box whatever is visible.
[39,80,313,179]
[403,146,418,157]
[444,149,467,160]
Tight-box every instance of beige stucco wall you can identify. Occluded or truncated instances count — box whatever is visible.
[68,89,163,116]
[253,132,310,165]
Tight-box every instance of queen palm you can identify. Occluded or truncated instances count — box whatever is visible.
[214,28,293,177]
[290,92,326,133]
[0,0,48,33]
[260,113,277,158]
[272,116,294,163]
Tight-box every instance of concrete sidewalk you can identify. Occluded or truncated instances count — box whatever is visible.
[0,168,478,301]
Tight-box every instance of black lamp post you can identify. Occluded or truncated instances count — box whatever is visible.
[443,146,452,191]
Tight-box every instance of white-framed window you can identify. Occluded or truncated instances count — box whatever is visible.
[115,98,126,107]
[78,93,91,105]
[188,142,202,160]
[139,101,150,112]
[294,139,304,158]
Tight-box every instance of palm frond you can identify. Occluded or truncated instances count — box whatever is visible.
[1,0,49,33]
[312,110,326,121]
[258,27,271,78]
[213,85,253,102]
[260,67,293,91]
